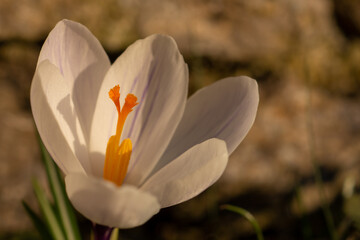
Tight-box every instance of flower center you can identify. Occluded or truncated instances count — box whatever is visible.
[103,85,138,186]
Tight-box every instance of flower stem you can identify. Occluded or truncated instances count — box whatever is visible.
[93,224,114,240]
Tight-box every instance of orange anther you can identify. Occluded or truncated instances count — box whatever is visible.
[122,94,139,114]
[103,85,138,187]
[108,85,120,113]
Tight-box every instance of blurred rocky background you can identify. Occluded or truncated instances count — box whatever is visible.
[1,0,360,239]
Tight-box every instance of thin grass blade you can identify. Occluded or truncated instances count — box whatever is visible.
[38,138,81,240]
[32,179,66,240]
[221,204,264,240]
[22,201,53,240]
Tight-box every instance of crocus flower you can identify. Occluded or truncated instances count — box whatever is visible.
[31,19,259,229]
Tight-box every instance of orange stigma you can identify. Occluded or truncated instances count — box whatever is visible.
[103,85,138,186]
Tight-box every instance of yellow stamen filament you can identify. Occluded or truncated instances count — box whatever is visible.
[103,85,138,186]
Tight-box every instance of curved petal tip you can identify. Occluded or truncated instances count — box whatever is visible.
[65,173,160,228]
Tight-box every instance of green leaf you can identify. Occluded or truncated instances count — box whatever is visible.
[344,194,360,230]
[221,204,264,240]
[32,179,66,240]
[38,138,81,240]
[22,201,52,240]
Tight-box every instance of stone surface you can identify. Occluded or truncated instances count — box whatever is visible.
[0,0,138,48]
[221,78,360,203]
[0,43,46,231]
[1,0,359,96]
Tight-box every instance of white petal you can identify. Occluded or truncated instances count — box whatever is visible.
[90,34,188,185]
[31,60,87,174]
[141,138,228,208]
[38,19,110,143]
[65,173,160,228]
[154,76,258,171]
